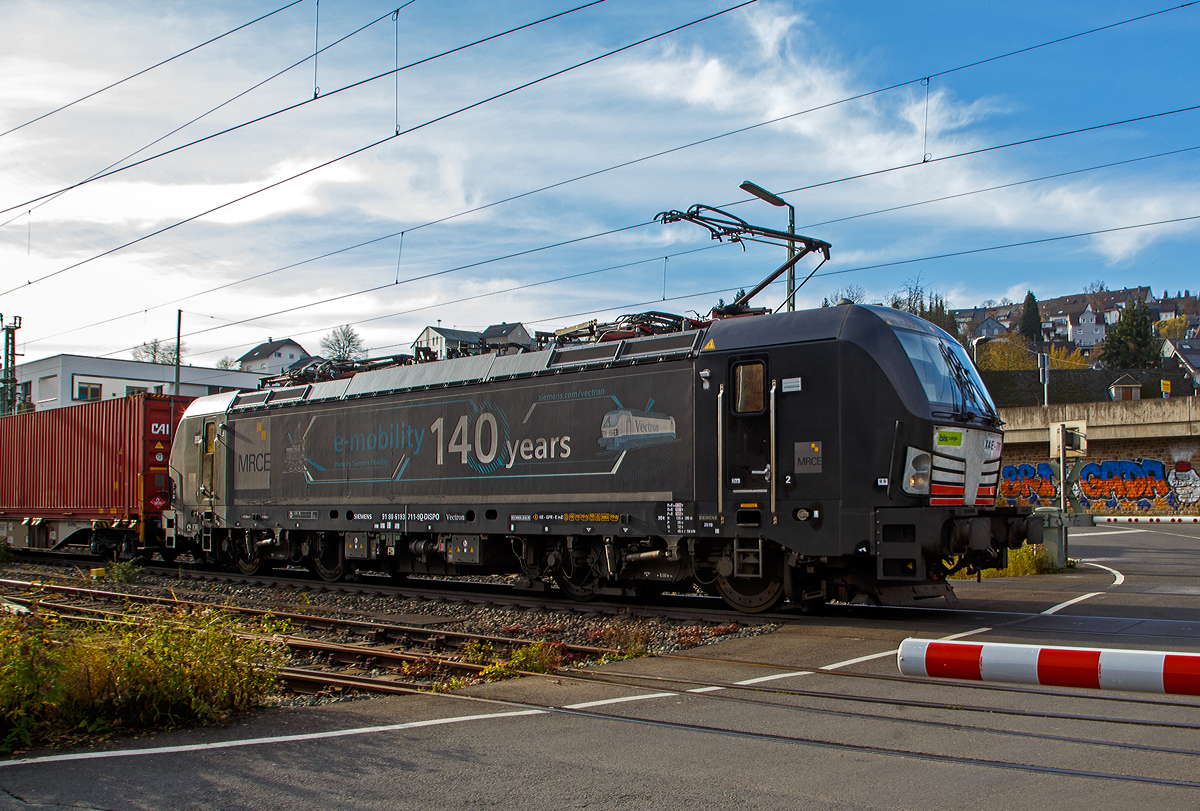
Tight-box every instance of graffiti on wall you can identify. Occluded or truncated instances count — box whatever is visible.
[1000,444,1200,511]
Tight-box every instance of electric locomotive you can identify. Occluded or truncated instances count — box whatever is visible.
[163,301,1038,613]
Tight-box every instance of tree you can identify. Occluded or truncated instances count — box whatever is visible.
[321,325,365,362]
[820,284,866,306]
[1084,279,1109,312]
[215,356,238,370]
[1156,315,1190,341]
[886,275,961,339]
[975,335,1036,370]
[1099,297,1159,369]
[132,338,183,365]
[1047,344,1088,370]
[1018,291,1042,343]
[715,289,746,310]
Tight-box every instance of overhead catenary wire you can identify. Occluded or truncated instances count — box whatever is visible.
[28,96,1200,350]
[83,211,1200,364]
[12,3,1200,356]
[0,2,419,232]
[0,0,307,139]
[0,0,610,218]
[0,0,751,300]
[4,1,1192,219]
[20,134,1200,349]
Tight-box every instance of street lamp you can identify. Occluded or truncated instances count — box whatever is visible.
[740,181,796,311]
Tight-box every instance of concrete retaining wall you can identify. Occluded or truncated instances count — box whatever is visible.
[997,396,1200,514]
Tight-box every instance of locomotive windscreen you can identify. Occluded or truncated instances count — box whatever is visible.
[893,328,997,420]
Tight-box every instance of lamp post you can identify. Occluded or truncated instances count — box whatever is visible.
[739,181,796,311]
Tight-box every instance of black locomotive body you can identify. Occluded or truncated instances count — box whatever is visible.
[164,304,1039,612]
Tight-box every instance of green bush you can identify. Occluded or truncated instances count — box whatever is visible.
[507,640,564,674]
[0,607,289,754]
[950,543,1058,580]
[461,640,495,665]
[0,541,12,565]
[108,560,144,583]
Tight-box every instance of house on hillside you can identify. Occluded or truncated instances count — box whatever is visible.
[237,338,311,375]
[1162,339,1200,385]
[969,316,1008,340]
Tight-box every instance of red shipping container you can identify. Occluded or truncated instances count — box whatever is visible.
[0,394,191,522]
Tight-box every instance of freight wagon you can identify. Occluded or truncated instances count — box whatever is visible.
[0,393,191,559]
[164,304,1040,612]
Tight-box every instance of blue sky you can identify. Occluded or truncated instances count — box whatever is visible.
[1,0,1197,365]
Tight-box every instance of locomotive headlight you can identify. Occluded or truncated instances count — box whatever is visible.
[901,447,932,495]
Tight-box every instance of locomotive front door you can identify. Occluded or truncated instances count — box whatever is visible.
[199,420,218,505]
[723,356,773,501]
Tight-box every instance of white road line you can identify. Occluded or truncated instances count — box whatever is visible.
[1071,529,1145,536]
[732,626,995,687]
[1082,560,1126,586]
[564,692,676,709]
[0,709,546,769]
[1041,592,1103,615]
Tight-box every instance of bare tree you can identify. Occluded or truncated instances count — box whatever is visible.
[321,325,365,362]
[132,338,183,365]
[215,356,238,370]
[821,284,866,306]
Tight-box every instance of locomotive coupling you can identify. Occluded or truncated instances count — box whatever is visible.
[950,515,1041,553]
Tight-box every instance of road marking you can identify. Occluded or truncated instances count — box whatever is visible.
[1041,592,1102,615]
[730,626,994,687]
[0,709,546,768]
[1082,560,1126,586]
[564,692,676,709]
[1071,529,1145,536]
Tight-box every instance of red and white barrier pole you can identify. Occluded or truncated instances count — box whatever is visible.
[897,638,1200,696]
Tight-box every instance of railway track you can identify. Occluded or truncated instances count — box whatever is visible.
[7,576,1200,787]
[8,548,796,624]
[0,576,620,698]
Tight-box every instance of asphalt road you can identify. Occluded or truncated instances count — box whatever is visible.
[3,524,1199,811]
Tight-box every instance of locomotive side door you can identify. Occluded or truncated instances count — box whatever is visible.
[723,355,774,522]
[198,420,219,506]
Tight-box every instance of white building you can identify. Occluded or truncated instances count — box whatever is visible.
[237,339,311,375]
[16,355,264,412]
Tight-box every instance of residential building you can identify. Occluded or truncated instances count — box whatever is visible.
[237,339,311,375]
[1162,338,1200,385]
[15,355,263,412]
[410,323,535,361]
[969,316,1008,340]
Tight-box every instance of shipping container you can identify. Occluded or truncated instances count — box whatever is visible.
[0,393,191,550]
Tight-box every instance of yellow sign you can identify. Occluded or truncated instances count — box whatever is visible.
[702,339,716,351]
[936,430,963,447]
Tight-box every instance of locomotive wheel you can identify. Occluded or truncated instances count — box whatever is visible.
[235,555,272,576]
[313,537,344,583]
[715,573,785,613]
[554,565,602,601]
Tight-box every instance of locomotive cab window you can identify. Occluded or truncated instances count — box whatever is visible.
[732,361,765,413]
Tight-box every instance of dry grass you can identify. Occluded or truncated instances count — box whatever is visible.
[0,606,289,754]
